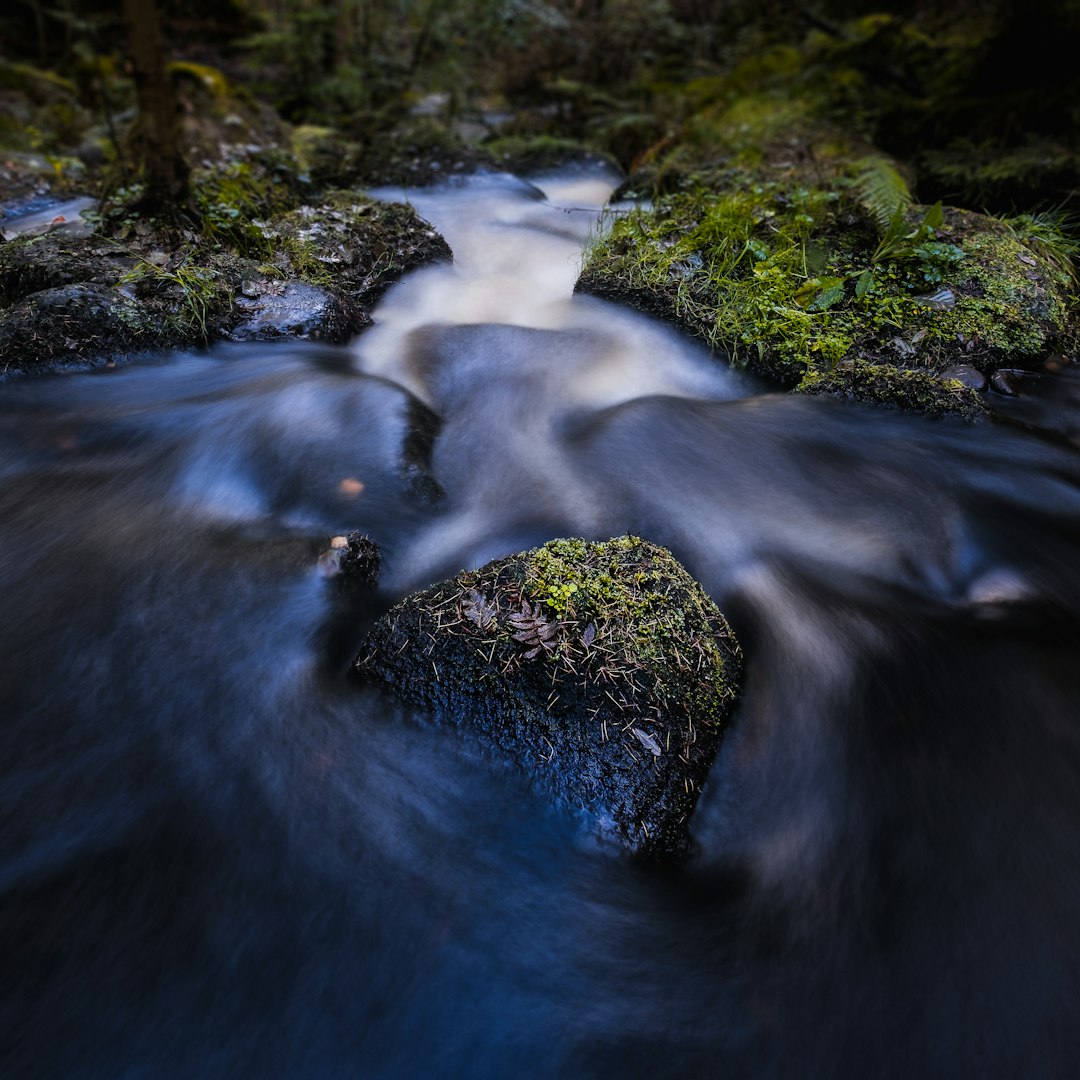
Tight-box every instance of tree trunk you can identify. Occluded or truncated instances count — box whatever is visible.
[122,0,188,211]
[334,0,355,72]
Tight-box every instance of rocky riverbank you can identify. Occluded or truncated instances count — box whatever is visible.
[577,99,1077,419]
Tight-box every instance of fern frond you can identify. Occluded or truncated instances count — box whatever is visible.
[854,156,913,234]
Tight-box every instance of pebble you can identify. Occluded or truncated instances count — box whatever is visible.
[937,364,987,391]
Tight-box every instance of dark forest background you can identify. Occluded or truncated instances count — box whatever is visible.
[4,0,1080,215]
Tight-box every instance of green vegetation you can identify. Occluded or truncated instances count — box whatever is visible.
[577,69,1077,417]
[581,174,1072,415]
[118,256,232,340]
[516,536,741,728]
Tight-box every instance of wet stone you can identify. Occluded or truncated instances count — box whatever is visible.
[938,364,988,391]
[327,531,381,597]
[0,283,162,371]
[0,233,133,308]
[991,368,1040,396]
[354,536,743,857]
[229,280,369,345]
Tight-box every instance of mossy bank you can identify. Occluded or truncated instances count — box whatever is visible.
[578,83,1077,419]
[0,192,451,375]
[580,178,1074,419]
[355,536,743,857]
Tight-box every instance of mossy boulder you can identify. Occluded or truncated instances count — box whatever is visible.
[355,536,742,856]
[0,190,451,372]
[262,194,452,308]
[0,283,169,373]
[578,157,1074,419]
[571,22,1080,419]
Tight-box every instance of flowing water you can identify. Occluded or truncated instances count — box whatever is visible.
[3,166,1080,1077]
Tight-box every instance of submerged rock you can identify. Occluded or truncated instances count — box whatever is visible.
[355,536,742,856]
[319,531,383,669]
[321,531,382,596]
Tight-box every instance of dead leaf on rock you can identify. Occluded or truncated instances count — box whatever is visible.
[509,598,559,660]
[463,589,497,630]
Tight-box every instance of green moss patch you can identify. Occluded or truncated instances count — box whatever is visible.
[579,160,1072,417]
[356,536,742,856]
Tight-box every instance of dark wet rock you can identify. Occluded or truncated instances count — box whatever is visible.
[937,364,987,391]
[990,368,1040,396]
[229,280,369,344]
[0,192,452,372]
[355,536,742,856]
[319,531,384,671]
[318,531,381,596]
[330,531,381,594]
[400,397,444,504]
[265,195,453,309]
[0,283,169,373]
[0,234,134,308]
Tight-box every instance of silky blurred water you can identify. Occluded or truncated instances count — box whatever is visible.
[3,166,1080,1077]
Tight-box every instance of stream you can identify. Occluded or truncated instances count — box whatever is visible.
[3,165,1080,1077]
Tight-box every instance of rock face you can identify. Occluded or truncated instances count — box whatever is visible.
[355,536,742,856]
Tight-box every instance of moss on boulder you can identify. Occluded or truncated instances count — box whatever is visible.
[577,106,1075,418]
[355,536,742,856]
[0,189,451,372]
[0,283,166,373]
[263,194,452,308]
[571,19,1080,420]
